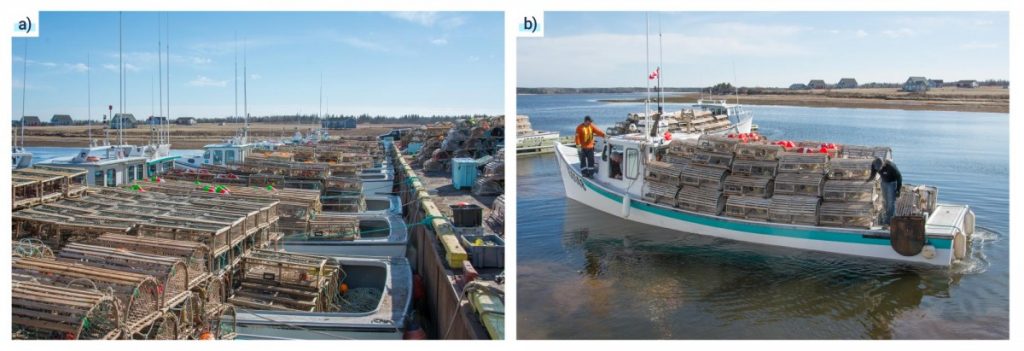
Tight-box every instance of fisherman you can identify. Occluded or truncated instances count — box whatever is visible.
[575,116,606,178]
[868,156,903,225]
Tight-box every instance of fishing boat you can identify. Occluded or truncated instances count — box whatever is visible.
[553,14,974,267]
[234,255,412,340]
[279,212,409,258]
[516,115,562,156]
[561,126,974,266]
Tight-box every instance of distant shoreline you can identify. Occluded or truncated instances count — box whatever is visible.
[18,123,415,149]
[594,88,1009,114]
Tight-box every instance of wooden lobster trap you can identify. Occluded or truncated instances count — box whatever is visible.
[697,134,740,153]
[819,201,879,229]
[774,172,826,197]
[12,280,121,340]
[662,153,691,167]
[828,158,874,180]
[895,184,939,217]
[822,180,879,203]
[675,186,725,215]
[778,152,829,174]
[645,160,683,184]
[842,144,892,160]
[229,250,341,312]
[12,238,55,259]
[691,150,735,170]
[723,175,774,198]
[680,164,730,190]
[731,159,778,178]
[768,195,821,225]
[210,305,238,340]
[144,312,179,340]
[11,208,137,247]
[724,195,772,221]
[644,181,680,206]
[57,243,192,307]
[14,257,163,336]
[668,138,700,157]
[306,213,361,240]
[735,142,783,161]
[89,234,212,288]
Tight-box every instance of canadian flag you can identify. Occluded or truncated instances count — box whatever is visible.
[648,67,659,80]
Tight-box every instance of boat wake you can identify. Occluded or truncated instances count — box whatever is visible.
[950,226,1000,275]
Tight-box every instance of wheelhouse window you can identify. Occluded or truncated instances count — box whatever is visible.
[213,150,224,164]
[225,149,236,163]
[625,148,640,180]
[106,169,116,187]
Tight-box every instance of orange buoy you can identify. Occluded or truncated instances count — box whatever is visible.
[403,321,428,340]
[199,331,215,340]
[340,283,350,295]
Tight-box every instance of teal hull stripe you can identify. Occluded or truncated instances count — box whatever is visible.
[581,178,952,250]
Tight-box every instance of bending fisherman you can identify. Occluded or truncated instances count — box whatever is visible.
[868,156,903,225]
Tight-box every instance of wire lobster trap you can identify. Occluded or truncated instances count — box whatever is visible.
[229,250,341,312]
[56,243,191,308]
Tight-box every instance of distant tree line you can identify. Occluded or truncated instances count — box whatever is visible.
[192,114,487,125]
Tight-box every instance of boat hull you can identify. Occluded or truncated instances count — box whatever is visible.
[554,142,959,267]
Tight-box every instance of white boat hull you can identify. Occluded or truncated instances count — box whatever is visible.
[554,142,968,267]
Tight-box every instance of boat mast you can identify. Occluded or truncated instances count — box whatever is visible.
[657,13,663,115]
[87,53,92,146]
[165,14,171,146]
[243,37,249,142]
[118,12,124,147]
[158,14,163,123]
[234,32,238,124]
[319,72,323,120]
[19,39,27,150]
[644,12,650,140]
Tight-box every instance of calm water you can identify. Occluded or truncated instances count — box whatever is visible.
[516,94,1008,339]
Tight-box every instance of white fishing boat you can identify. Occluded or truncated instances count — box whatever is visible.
[516,115,562,156]
[553,132,975,267]
[554,13,974,267]
[234,256,412,340]
[13,39,32,170]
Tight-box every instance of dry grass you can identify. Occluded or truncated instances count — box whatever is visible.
[604,86,1009,113]
[19,122,419,149]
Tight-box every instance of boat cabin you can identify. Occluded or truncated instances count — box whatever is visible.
[42,146,149,187]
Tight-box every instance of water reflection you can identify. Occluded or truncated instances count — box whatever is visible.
[560,200,975,339]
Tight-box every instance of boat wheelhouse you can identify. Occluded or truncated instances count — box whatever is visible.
[40,145,149,187]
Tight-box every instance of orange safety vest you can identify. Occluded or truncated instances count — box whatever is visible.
[575,123,605,150]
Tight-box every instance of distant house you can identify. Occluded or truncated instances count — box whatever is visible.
[322,117,357,129]
[21,116,41,126]
[175,117,197,125]
[789,83,808,90]
[807,79,828,89]
[146,116,168,125]
[927,79,944,88]
[956,80,979,88]
[110,113,137,129]
[51,114,73,126]
[836,78,858,89]
[902,76,930,92]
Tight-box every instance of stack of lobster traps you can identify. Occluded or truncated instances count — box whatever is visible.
[819,158,882,228]
[723,141,782,221]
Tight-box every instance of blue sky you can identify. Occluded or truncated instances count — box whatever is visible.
[518,12,1009,88]
[12,11,503,121]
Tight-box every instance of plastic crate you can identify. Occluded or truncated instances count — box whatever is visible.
[452,158,478,190]
[450,203,483,227]
[459,234,505,268]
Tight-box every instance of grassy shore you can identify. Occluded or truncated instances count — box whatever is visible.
[599,87,1009,113]
[18,123,417,149]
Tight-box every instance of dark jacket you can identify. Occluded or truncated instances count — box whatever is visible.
[869,160,903,189]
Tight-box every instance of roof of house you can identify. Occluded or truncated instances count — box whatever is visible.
[808,79,826,84]
[22,116,40,123]
[906,76,928,83]
[838,78,857,83]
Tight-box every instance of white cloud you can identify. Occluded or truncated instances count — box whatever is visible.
[188,75,227,87]
[855,29,868,38]
[430,37,448,46]
[389,12,439,26]
[250,74,262,80]
[67,63,89,73]
[881,28,916,38]
[338,37,390,52]
[389,12,465,30]
[468,56,480,62]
